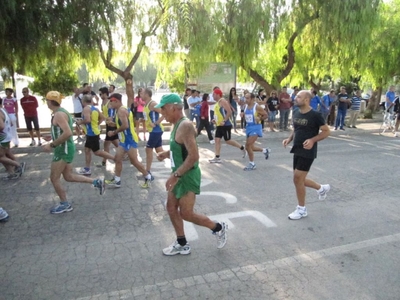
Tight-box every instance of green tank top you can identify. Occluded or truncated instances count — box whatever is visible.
[51,107,74,147]
[170,118,199,172]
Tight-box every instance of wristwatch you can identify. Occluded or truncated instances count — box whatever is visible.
[174,172,181,178]
[50,142,56,148]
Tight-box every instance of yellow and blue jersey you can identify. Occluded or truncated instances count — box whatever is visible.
[115,106,138,144]
[84,106,101,136]
[214,100,232,126]
[144,101,163,133]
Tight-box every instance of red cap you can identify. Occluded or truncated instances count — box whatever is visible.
[214,88,223,97]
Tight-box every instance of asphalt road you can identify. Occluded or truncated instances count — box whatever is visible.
[0,121,399,300]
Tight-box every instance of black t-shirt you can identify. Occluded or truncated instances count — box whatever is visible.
[267,97,279,111]
[290,109,325,159]
[337,93,349,110]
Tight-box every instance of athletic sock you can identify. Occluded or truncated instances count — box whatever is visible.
[145,174,151,180]
[250,161,255,165]
[177,236,187,246]
[115,176,121,182]
[212,223,222,233]
[317,186,324,193]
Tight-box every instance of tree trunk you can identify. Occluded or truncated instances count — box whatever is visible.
[123,71,134,107]
[367,87,382,112]
[247,68,276,94]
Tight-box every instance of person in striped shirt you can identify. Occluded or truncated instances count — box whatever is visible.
[348,89,362,128]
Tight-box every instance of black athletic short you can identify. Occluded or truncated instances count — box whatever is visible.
[105,124,118,141]
[215,125,232,141]
[24,116,39,131]
[293,155,314,172]
[85,135,100,152]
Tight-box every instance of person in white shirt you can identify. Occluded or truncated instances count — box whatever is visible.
[72,87,84,141]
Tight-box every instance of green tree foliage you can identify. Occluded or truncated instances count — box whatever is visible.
[28,64,79,99]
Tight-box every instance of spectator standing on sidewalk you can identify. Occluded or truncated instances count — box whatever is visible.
[197,93,214,144]
[348,89,362,128]
[2,88,19,147]
[279,86,292,131]
[321,90,336,123]
[20,87,41,146]
[335,86,351,131]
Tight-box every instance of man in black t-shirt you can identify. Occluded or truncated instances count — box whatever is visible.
[283,90,331,220]
[335,86,351,130]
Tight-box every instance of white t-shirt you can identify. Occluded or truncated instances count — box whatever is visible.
[73,94,83,113]
[208,94,216,111]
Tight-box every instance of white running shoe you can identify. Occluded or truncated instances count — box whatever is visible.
[162,241,191,256]
[0,207,9,221]
[209,157,222,163]
[263,148,271,160]
[210,140,215,144]
[243,163,256,171]
[214,222,228,249]
[288,206,308,220]
[318,184,330,200]
[242,147,247,158]
[78,167,92,175]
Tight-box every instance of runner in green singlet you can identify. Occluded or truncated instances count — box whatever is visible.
[42,91,105,214]
[155,93,228,256]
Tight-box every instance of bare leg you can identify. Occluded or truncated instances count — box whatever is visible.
[214,137,222,156]
[179,192,217,230]
[28,130,34,140]
[245,135,258,162]
[226,139,242,149]
[166,191,217,238]
[293,170,321,207]
[84,147,92,168]
[114,147,125,177]
[93,149,114,161]
[127,148,148,176]
[35,129,41,143]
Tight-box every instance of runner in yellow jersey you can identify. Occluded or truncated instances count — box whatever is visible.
[99,87,119,167]
[75,95,115,175]
[141,88,165,174]
[209,88,246,163]
[105,93,154,188]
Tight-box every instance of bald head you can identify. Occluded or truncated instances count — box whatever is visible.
[294,90,312,108]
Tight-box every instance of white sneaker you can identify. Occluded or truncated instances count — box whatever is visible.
[243,163,256,171]
[210,140,215,144]
[78,167,91,175]
[0,207,9,221]
[318,184,330,200]
[162,241,191,256]
[263,148,271,160]
[209,157,222,163]
[241,147,247,158]
[288,206,308,220]
[214,222,228,249]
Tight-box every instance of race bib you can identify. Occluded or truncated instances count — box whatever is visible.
[245,114,254,123]
[170,151,175,168]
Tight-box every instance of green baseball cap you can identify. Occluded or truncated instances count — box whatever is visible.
[155,93,182,108]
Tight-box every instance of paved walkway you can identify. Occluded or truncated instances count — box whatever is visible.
[1,116,399,300]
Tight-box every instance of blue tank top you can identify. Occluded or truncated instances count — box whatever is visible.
[244,104,259,126]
